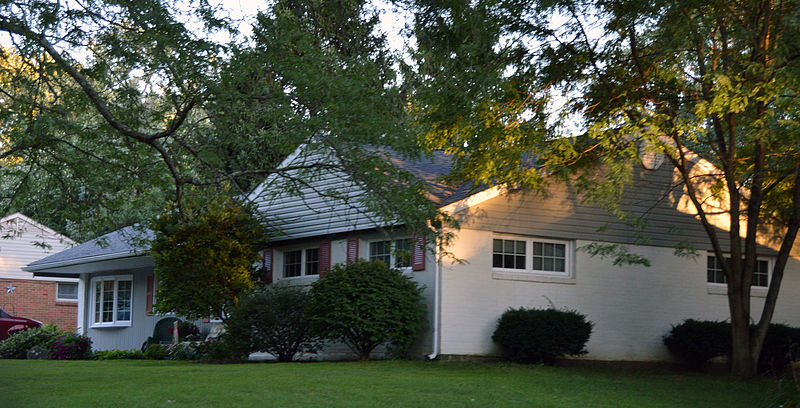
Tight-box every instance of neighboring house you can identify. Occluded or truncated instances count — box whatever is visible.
[24,227,156,350]
[24,144,800,361]
[0,213,77,330]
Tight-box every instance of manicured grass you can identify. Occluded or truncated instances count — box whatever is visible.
[0,359,796,407]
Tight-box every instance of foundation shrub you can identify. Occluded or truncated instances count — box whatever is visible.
[226,285,321,362]
[492,308,593,364]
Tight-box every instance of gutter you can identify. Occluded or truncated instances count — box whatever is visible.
[23,251,148,273]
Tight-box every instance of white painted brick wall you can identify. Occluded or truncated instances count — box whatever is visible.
[440,228,800,361]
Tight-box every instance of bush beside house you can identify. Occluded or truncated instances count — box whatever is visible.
[492,308,593,364]
[664,319,800,374]
[226,286,321,362]
[307,260,426,360]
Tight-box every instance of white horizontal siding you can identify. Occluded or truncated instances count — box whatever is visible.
[0,216,74,279]
[250,147,387,240]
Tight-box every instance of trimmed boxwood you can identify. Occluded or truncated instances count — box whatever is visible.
[492,307,593,364]
[663,319,731,369]
[663,319,800,373]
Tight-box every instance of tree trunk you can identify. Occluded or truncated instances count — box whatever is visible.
[729,285,756,378]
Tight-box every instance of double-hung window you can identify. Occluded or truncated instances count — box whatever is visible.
[492,235,573,278]
[369,238,413,269]
[707,255,769,287]
[90,275,133,327]
[282,247,320,278]
[56,282,79,301]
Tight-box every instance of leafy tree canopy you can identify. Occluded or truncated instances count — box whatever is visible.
[401,0,800,378]
[150,188,268,320]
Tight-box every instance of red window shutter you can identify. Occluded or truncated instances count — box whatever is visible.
[263,249,273,284]
[346,237,359,262]
[145,274,154,315]
[319,241,331,277]
[412,235,426,271]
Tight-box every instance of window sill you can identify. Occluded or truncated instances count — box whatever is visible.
[279,275,319,286]
[492,270,576,285]
[707,285,767,298]
[55,300,78,306]
[90,322,132,329]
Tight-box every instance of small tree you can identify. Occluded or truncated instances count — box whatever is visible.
[225,286,321,362]
[307,259,426,360]
[150,190,268,320]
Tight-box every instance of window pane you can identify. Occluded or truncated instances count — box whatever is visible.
[493,239,527,269]
[706,255,727,284]
[57,282,78,300]
[369,240,391,265]
[94,282,102,323]
[493,254,503,268]
[516,255,525,269]
[493,239,502,252]
[116,280,132,321]
[532,241,566,273]
[102,281,114,323]
[753,260,768,287]
[395,239,412,268]
[306,248,319,275]
[284,250,302,277]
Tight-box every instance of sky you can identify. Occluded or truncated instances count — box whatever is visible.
[216,0,412,53]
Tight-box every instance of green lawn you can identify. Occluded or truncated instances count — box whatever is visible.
[0,360,796,408]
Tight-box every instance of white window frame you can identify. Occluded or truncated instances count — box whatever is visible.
[56,281,79,302]
[368,238,413,272]
[492,234,575,283]
[89,275,133,328]
[280,246,321,280]
[706,252,771,295]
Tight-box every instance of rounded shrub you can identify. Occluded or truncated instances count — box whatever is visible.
[307,259,426,360]
[663,319,731,369]
[0,324,65,359]
[226,285,321,362]
[492,307,593,364]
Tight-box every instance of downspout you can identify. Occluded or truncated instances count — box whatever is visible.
[427,236,442,360]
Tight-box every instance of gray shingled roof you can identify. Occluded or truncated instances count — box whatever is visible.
[387,150,475,206]
[27,150,477,269]
[27,226,153,268]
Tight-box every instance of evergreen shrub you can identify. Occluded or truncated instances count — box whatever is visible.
[492,307,593,364]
